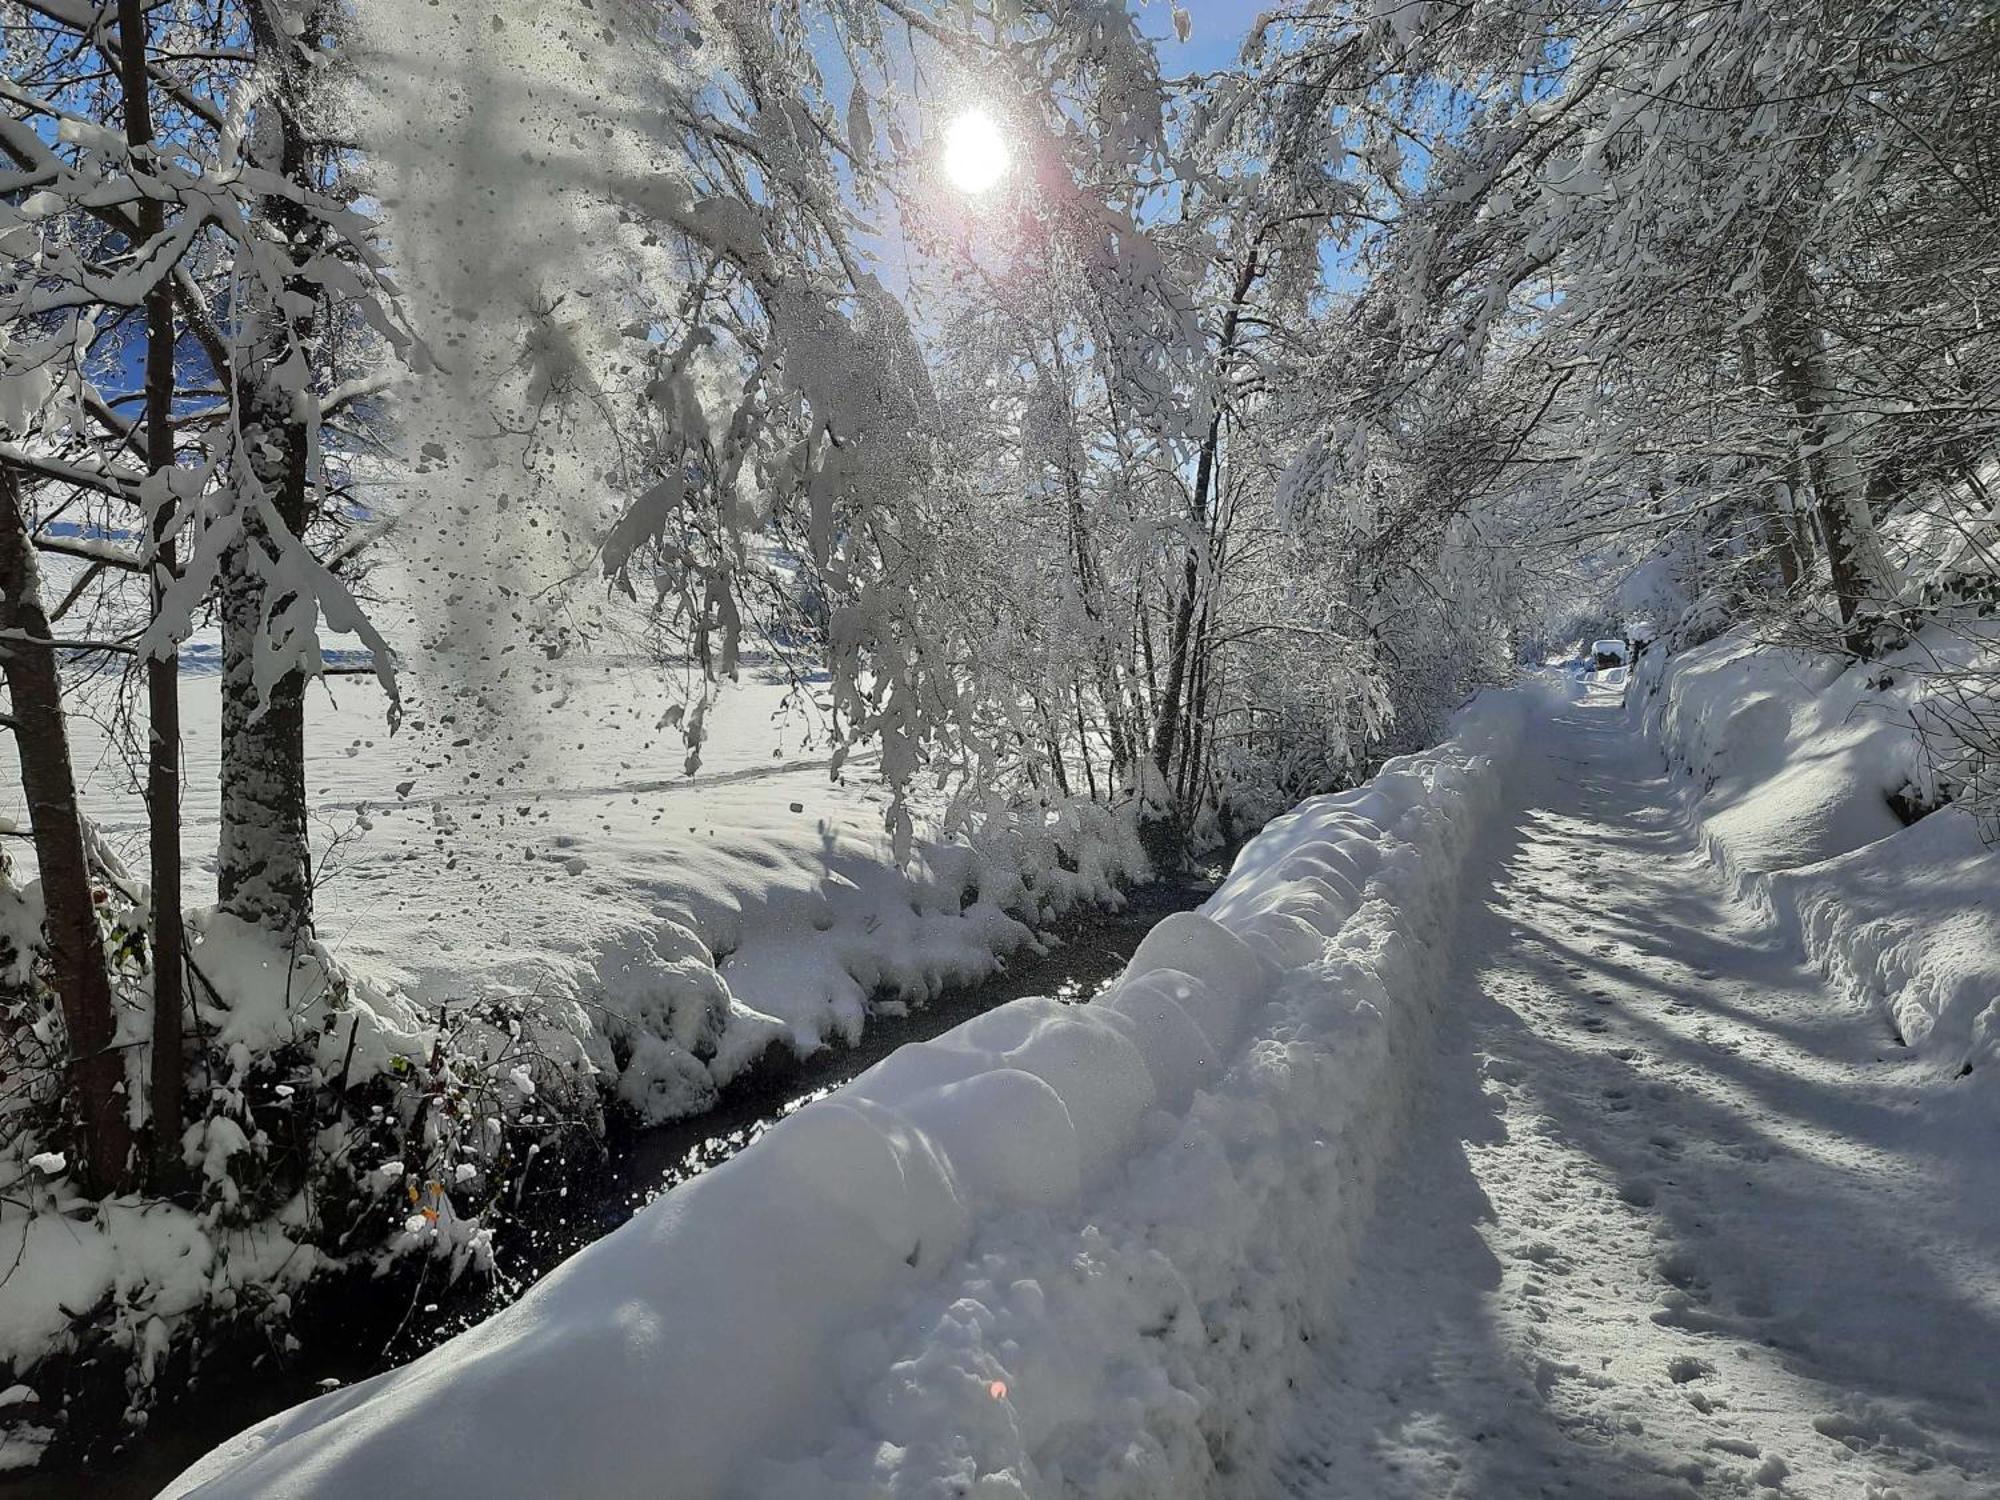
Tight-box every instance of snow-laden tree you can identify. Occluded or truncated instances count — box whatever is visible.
[2,0,407,1185]
[1245,0,1998,658]
[346,0,1210,853]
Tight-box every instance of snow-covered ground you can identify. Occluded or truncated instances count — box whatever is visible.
[3,640,1143,1122]
[1264,677,2000,1498]
[93,653,2000,1497]
[160,681,1538,1497]
[0,618,1141,1453]
[1636,627,2000,1090]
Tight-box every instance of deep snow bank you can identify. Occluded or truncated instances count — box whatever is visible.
[1636,628,2000,1085]
[162,685,1537,1499]
[0,667,1142,1447]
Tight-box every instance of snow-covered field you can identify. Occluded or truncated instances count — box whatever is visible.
[160,682,1538,1497]
[4,642,1143,1123]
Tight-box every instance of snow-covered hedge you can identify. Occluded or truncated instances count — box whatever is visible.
[1636,627,2000,1087]
[163,687,1536,1498]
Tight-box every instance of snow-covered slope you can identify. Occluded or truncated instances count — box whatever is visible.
[160,686,1542,1498]
[0,641,1141,1453]
[1,652,1143,1125]
[1636,628,2000,1090]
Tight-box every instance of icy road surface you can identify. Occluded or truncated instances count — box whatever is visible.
[1264,685,2000,1499]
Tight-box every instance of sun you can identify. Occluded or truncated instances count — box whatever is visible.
[942,108,1010,194]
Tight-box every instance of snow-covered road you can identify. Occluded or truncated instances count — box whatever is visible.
[1264,685,2000,1499]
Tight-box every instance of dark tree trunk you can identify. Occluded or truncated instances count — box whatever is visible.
[116,0,186,1188]
[1043,311,1132,786]
[1758,232,1876,651]
[0,466,133,1195]
[1073,685,1099,802]
[1183,599,1215,814]
[1152,490,1208,782]
[1153,244,1263,782]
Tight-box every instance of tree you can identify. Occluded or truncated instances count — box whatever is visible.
[1243,0,1998,660]
[3,0,406,1190]
[113,0,187,1187]
[0,464,131,1195]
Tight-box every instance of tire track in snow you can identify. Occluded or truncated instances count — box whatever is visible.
[1261,685,2000,1500]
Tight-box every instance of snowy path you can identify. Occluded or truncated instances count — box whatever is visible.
[1263,686,2000,1500]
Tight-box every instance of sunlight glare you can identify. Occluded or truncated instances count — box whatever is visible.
[943,109,1010,194]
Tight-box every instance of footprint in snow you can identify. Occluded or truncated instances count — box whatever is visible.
[1481,1056,1526,1084]
[1657,1253,1706,1291]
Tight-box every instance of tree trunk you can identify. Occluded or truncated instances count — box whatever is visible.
[1153,244,1262,781]
[1180,593,1215,812]
[1152,481,1208,782]
[0,466,132,1195]
[1043,310,1132,785]
[215,0,324,942]
[1758,230,1879,651]
[116,0,186,1188]
[1073,684,1099,802]
[216,547,312,937]
[1738,329,1811,592]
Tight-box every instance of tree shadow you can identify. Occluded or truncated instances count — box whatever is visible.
[1265,696,2000,1496]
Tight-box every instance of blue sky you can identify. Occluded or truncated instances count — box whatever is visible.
[1153,1,1268,79]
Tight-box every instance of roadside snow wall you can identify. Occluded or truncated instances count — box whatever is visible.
[1636,627,2000,1088]
[163,688,1535,1499]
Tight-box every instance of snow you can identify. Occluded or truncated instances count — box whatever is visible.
[160,657,2000,1497]
[1261,675,2000,1498]
[0,598,1142,1416]
[1636,627,2000,1086]
[0,617,1144,1128]
[0,1192,315,1397]
[160,685,1540,1498]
